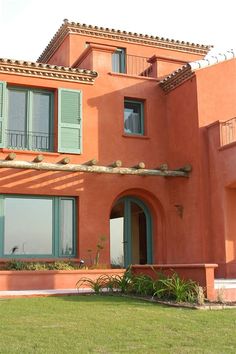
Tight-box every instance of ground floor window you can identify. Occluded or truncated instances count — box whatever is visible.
[0,195,76,258]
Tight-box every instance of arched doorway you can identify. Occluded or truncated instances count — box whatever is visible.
[110,196,152,268]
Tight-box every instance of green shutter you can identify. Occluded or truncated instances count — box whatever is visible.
[0,82,6,148]
[58,89,82,153]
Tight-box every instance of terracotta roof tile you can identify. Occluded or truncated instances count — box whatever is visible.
[38,20,212,63]
[0,58,98,83]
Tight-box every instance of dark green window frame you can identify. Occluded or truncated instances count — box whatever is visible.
[0,195,76,258]
[112,48,126,74]
[6,86,54,151]
[124,99,144,135]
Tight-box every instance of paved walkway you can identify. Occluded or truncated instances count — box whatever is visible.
[0,288,92,298]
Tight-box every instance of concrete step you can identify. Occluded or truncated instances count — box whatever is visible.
[215,279,236,289]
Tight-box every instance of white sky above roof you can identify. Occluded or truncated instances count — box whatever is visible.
[0,0,235,62]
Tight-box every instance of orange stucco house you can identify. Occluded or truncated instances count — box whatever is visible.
[1,20,236,299]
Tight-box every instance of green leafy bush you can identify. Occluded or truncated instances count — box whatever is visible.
[131,274,154,296]
[76,269,201,303]
[76,275,110,294]
[3,260,79,271]
[153,272,198,302]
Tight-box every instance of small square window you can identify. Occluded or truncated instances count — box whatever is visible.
[124,100,144,135]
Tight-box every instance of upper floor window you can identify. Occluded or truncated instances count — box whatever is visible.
[7,87,53,151]
[0,82,82,154]
[112,48,126,73]
[124,99,144,135]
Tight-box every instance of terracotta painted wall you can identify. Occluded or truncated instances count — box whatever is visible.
[207,121,236,277]
[195,60,236,277]
[47,36,71,67]
[164,77,209,265]
[196,59,236,126]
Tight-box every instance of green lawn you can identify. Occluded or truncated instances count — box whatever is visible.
[0,295,236,354]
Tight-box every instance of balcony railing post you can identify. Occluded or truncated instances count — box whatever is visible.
[147,55,158,78]
[220,117,236,146]
[125,54,156,78]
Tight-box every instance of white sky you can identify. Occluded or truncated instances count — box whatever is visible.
[0,0,235,62]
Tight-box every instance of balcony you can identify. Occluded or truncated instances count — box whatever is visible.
[6,130,54,152]
[220,118,236,146]
[112,51,157,78]
[125,54,156,78]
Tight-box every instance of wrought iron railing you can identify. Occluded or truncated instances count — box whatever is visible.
[220,118,236,146]
[6,130,54,152]
[125,54,155,78]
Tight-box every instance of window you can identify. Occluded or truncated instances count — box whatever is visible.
[112,48,126,73]
[0,195,76,258]
[0,82,82,154]
[7,87,53,151]
[124,99,144,135]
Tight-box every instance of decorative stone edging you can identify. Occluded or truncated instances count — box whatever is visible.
[123,295,236,310]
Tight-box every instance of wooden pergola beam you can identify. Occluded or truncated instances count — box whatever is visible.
[0,159,191,177]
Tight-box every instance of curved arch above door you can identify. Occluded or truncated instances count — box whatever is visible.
[110,196,153,268]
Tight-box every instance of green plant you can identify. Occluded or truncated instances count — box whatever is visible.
[86,236,107,267]
[76,275,109,294]
[25,262,48,270]
[110,274,132,294]
[153,272,198,302]
[76,268,134,295]
[216,287,226,304]
[196,285,205,305]
[5,259,28,270]
[3,260,79,271]
[131,274,154,296]
[47,261,77,270]
[94,236,106,266]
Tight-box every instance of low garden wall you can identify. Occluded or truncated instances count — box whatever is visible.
[131,264,218,301]
[0,269,125,291]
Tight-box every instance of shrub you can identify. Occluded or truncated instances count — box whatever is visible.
[3,260,79,271]
[5,259,28,270]
[76,275,109,294]
[131,274,154,296]
[153,272,198,302]
[196,285,205,305]
[76,269,200,303]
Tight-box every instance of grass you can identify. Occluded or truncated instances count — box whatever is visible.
[0,295,236,354]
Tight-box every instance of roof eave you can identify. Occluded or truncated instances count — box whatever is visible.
[37,20,212,64]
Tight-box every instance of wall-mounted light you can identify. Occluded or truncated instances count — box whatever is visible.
[174,204,184,218]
